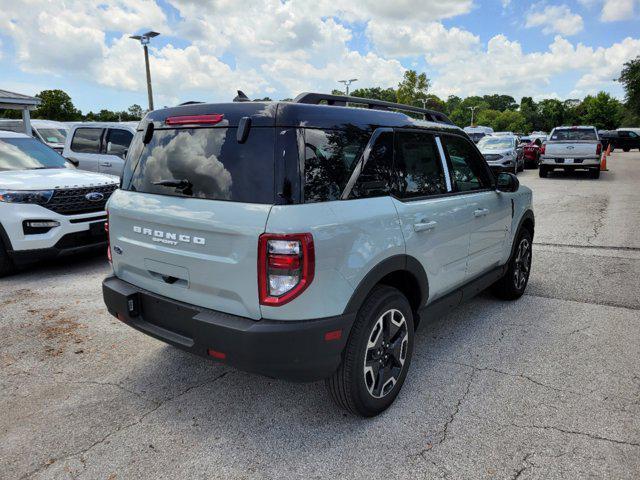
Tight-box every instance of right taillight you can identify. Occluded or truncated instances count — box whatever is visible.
[539,143,546,155]
[258,233,314,306]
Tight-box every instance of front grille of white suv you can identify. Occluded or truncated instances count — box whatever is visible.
[45,184,118,215]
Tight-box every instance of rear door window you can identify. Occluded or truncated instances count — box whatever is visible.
[106,128,133,155]
[393,131,447,199]
[350,131,394,199]
[126,127,275,204]
[441,135,492,192]
[302,128,369,203]
[71,128,103,153]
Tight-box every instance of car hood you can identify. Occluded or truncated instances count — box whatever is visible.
[0,168,118,190]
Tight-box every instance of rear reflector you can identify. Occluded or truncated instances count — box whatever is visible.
[324,330,342,341]
[207,348,226,360]
[166,114,224,125]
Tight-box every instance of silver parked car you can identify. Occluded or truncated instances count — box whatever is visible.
[477,135,524,174]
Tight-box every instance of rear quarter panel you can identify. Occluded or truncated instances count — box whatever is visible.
[263,196,404,321]
[500,185,533,264]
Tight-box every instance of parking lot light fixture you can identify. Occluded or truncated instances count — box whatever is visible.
[129,31,160,111]
[338,79,358,96]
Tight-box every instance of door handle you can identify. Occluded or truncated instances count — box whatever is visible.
[413,220,437,232]
[474,208,489,217]
[100,162,112,167]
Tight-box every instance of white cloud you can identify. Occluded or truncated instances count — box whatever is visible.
[429,35,640,100]
[601,0,636,21]
[526,4,584,36]
[0,0,638,108]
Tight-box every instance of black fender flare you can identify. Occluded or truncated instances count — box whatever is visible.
[342,254,429,315]
[509,209,535,258]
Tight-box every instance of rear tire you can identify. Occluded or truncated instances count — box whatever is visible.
[591,168,601,179]
[0,241,15,278]
[326,285,414,417]
[539,166,548,178]
[492,229,532,300]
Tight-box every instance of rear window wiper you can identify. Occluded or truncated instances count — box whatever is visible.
[153,178,193,195]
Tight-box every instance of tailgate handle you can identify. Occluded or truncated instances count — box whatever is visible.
[161,275,179,284]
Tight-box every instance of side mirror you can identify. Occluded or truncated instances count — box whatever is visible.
[496,172,519,193]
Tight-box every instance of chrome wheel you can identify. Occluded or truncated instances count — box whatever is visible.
[363,309,409,399]
[513,237,531,290]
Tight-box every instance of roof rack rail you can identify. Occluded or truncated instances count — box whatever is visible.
[292,92,454,125]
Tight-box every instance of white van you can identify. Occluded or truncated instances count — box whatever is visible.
[63,122,137,177]
[0,119,69,153]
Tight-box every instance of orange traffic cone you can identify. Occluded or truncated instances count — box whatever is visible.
[605,143,611,157]
[600,152,608,171]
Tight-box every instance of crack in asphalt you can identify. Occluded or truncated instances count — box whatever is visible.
[534,242,640,252]
[510,452,534,480]
[18,371,230,479]
[585,197,609,246]
[508,422,640,448]
[430,358,587,397]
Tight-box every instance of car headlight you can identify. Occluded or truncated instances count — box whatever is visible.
[0,189,54,204]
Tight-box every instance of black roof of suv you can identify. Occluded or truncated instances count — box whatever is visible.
[140,92,459,133]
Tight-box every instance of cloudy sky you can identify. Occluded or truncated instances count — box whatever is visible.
[1,0,638,112]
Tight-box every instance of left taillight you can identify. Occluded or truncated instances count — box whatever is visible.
[105,209,111,263]
[258,233,314,306]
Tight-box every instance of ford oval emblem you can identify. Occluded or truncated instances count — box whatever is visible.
[85,192,104,202]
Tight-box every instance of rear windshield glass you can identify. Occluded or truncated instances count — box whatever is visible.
[125,127,275,204]
[0,138,70,171]
[550,128,597,141]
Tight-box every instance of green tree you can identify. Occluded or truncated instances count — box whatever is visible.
[127,104,144,119]
[482,94,518,111]
[519,97,538,131]
[445,95,462,115]
[537,99,566,131]
[579,92,623,130]
[396,70,430,106]
[351,87,397,103]
[618,56,640,125]
[33,89,82,121]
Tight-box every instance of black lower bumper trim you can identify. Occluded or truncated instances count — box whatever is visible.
[9,228,107,265]
[102,276,355,382]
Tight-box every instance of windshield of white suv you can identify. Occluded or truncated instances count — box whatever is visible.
[37,128,67,144]
[0,138,70,171]
[477,137,514,150]
[550,128,597,141]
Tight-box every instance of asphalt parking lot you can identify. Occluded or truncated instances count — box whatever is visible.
[1,152,639,479]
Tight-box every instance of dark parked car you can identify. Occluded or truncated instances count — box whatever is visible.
[599,129,640,152]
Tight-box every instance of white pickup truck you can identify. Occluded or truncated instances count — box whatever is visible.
[539,126,602,179]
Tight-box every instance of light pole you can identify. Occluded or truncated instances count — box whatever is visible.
[420,98,427,120]
[338,78,358,96]
[130,31,160,111]
[468,106,478,127]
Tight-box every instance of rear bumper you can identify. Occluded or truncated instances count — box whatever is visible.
[540,157,600,168]
[102,276,355,382]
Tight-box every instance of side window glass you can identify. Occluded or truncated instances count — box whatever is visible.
[303,128,369,203]
[350,131,394,199]
[106,129,133,155]
[394,131,447,199]
[442,135,489,192]
[71,128,102,153]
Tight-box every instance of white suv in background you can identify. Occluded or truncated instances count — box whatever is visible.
[0,131,119,276]
[63,122,137,177]
[0,119,69,153]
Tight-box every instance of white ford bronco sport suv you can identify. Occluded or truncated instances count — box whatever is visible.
[0,131,119,275]
[102,93,534,416]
